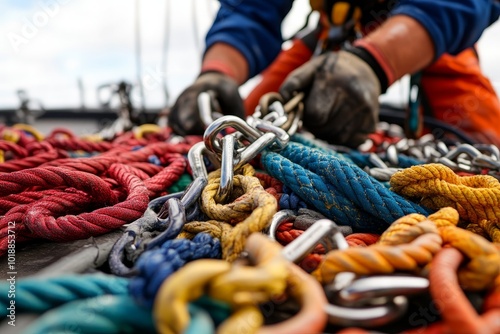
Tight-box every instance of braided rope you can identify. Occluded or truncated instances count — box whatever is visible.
[24,295,154,334]
[391,163,500,226]
[129,233,221,306]
[0,274,128,316]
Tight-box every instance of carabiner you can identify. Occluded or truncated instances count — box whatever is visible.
[325,296,408,328]
[146,176,207,249]
[338,275,429,306]
[204,116,261,155]
[109,192,184,276]
[267,210,295,241]
[281,219,344,263]
[215,135,235,203]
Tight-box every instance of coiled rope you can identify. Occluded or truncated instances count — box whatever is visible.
[262,143,430,232]
[0,274,128,316]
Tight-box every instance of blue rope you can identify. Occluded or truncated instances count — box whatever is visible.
[24,295,155,334]
[281,143,430,220]
[291,133,354,163]
[148,155,162,166]
[262,143,431,233]
[0,274,127,316]
[262,149,383,231]
[279,185,308,211]
[129,233,221,306]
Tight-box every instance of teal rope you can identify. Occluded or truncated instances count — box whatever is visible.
[262,143,431,233]
[262,149,384,232]
[24,294,229,334]
[23,295,155,334]
[0,274,128,316]
[291,133,354,163]
[186,296,231,334]
[167,173,193,193]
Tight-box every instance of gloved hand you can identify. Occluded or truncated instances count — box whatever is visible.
[168,72,245,135]
[280,50,381,148]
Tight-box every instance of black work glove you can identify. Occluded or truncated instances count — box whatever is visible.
[280,49,382,148]
[168,72,245,135]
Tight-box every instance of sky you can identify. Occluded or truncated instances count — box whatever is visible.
[1,0,500,110]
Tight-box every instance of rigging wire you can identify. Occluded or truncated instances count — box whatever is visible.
[191,0,201,56]
[135,0,146,111]
[161,0,171,106]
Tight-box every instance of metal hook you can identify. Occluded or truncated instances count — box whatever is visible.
[188,142,220,180]
[204,116,261,155]
[280,218,348,264]
[338,275,429,306]
[146,176,207,249]
[325,296,408,328]
[215,135,235,203]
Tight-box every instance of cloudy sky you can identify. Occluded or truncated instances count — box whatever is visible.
[1,0,500,110]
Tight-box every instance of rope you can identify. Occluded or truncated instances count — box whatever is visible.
[0,274,128,316]
[0,149,68,173]
[0,140,29,158]
[0,126,189,255]
[279,185,308,210]
[0,163,150,255]
[153,233,327,334]
[262,143,429,233]
[281,143,430,220]
[180,166,277,262]
[405,248,500,334]
[168,173,193,193]
[390,163,500,226]
[24,295,155,334]
[129,233,221,307]
[314,228,442,284]
[379,207,500,291]
[378,207,459,245]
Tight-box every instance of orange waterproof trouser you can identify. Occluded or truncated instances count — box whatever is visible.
[421,48,500,146]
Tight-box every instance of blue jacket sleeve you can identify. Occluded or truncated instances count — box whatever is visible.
[205,0,294,79]
[391,0,500,58]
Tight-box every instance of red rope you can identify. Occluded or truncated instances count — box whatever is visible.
[345,233,380,247]
[0,150,69,173]
[0,163,149,255]
[404,248,500,334]
[0,166,117,201]
[128,162,164,177]
[0,141,29,158]
[143,154,186,197]
[46,138,114,152]
[23,164,148,240]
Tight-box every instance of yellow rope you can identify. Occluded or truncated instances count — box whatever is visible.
[390,163,500,227]
[439,225,500,290]
[313,225,442,283]
[1,129,20,143]
[478,219,500,243]
[378,207,458,245]
[315,208,500,290]
[134,124,162,139]
[466,222,491,240]
[13,123,44,141]
[154,234,288,334]
[179,164,277,262]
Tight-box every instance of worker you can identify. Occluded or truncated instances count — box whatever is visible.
[168,0,500,148]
